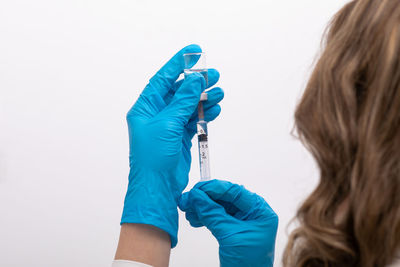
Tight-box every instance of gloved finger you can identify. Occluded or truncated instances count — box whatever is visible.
[185,211,203,228]
[161,73,206,124]
[164,69,221,105]
[178,69,220,92]
[186,105,221,132]
[163,81,181,106]
[202,86,224,110]
[195,179,275,220]
[189,87,224,121]
[203,68,220,88]
[180,188,231,233]
[145,44,202,99]
[178,191,193,212]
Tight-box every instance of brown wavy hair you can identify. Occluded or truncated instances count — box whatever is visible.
[283,1,400,266]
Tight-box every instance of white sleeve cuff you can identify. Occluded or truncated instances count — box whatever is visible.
[112,260,153,267]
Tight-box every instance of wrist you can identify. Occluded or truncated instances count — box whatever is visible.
[115,223,171,266]
[121,168,181,247]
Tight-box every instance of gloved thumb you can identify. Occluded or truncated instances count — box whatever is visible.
[179,188,231,235]
[195,179,276,221]
[161,72,206,124]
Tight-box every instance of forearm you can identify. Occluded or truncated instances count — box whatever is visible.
[115,224,171,267]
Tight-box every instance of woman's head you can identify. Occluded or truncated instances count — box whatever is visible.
[284,0,400,266]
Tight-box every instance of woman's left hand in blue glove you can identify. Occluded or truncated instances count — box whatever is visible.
[179,179,279,267]
[121,44,224,248]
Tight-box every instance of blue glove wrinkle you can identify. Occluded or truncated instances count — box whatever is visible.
[149,71,176,94]
[185,211,203,228]
[216,183,243,215]
[129,88,167,119]
[239,196,264,221]
[216,199,240,217]
[181,130,194,154]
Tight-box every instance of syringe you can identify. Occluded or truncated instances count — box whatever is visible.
[197,93,211,181]
[183,52,212,181]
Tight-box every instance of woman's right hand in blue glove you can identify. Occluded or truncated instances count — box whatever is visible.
[179,179,279,267]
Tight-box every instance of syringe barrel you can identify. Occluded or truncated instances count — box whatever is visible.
[197,120,211,181]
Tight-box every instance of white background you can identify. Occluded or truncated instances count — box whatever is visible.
[0,0,349,266]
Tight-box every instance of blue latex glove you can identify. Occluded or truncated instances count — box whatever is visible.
[179,179,278,266]
[121,44,224,248]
